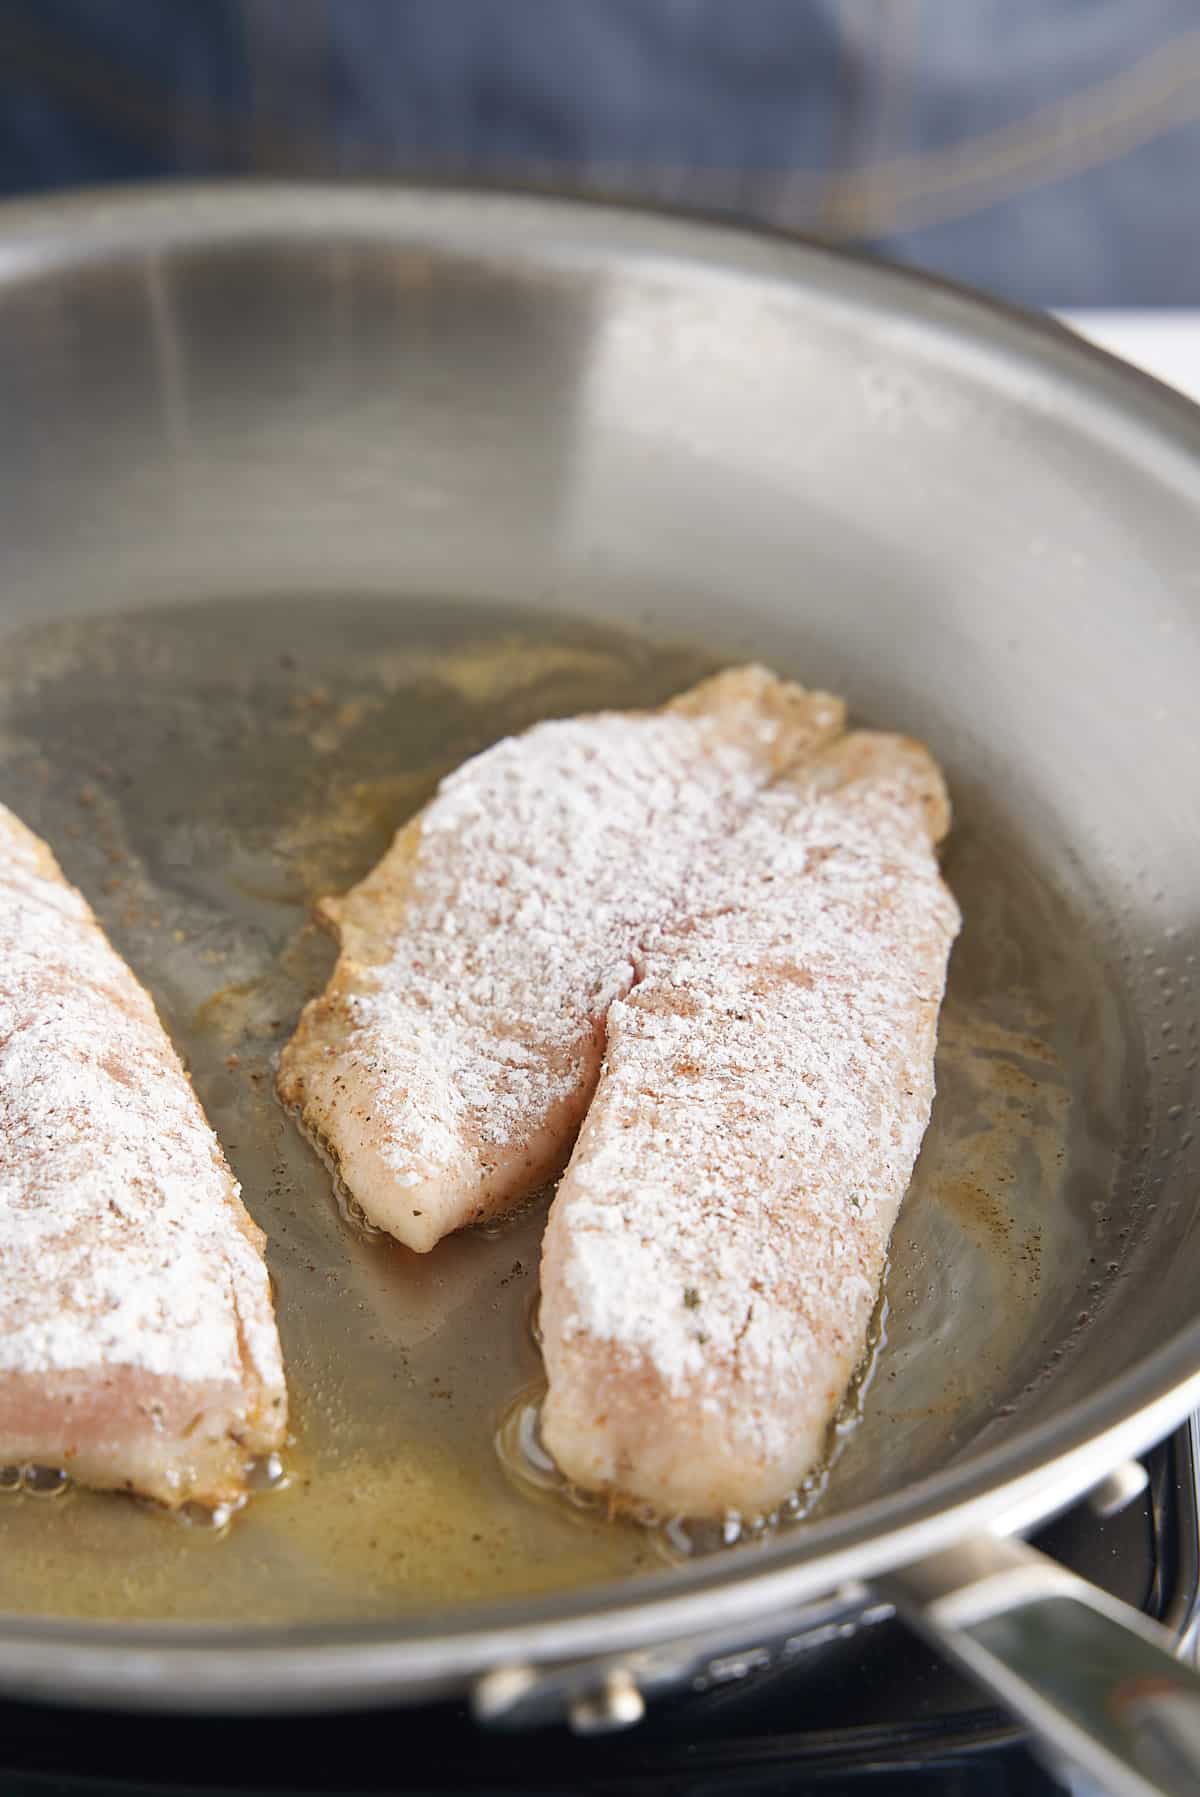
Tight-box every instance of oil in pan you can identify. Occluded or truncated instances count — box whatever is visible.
[0,596,1123,1624]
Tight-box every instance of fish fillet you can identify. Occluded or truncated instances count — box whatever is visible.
[277,668,845,1252]
[0,803,287,1507]
[539,732,960,1520]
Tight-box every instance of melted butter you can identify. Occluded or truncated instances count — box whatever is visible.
[264,772,436,907]
[0,595,1118,1619]
[272,1433,655,1608]
[928,999,1070,1288]
[0,602,710,1622]
[495,1292,891,1559]
[379,638,642,708]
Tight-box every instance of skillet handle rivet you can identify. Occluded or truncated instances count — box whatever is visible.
[471,1663,539,1724]
[1088,1459,1149,1518]
[567,1668,646,1735]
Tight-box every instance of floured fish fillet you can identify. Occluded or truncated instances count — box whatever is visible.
[539,732,960,1520]
[278,668,844,1252]
[0,803,287,1508]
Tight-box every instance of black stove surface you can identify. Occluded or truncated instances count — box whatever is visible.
[3,1425,1197,1797]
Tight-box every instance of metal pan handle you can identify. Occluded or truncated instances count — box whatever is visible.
[880,1534,1200,1797]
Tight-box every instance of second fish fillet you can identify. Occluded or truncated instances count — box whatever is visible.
[539,732,960,1520]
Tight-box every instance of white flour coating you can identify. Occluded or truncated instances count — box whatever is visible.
[310,681,842,1190]
[357,718,759,1162]
[541,736,960,1505]
[0,803,284,1389]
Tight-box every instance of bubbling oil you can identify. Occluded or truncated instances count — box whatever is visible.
[1,1453,287,1538]
[494,1292,890,1564]
[0,1466,70,1499]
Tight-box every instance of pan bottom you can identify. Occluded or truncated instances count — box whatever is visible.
[0,595,1129,1624]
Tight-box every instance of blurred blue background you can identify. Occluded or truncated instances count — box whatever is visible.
[3,0,1199,308]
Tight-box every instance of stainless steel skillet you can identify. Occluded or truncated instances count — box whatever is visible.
[0,184,1199,1796]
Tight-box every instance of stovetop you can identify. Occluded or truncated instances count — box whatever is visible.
[4,1422,1198,1797]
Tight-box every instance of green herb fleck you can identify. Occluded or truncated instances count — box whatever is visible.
[683,1286,700,1310]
